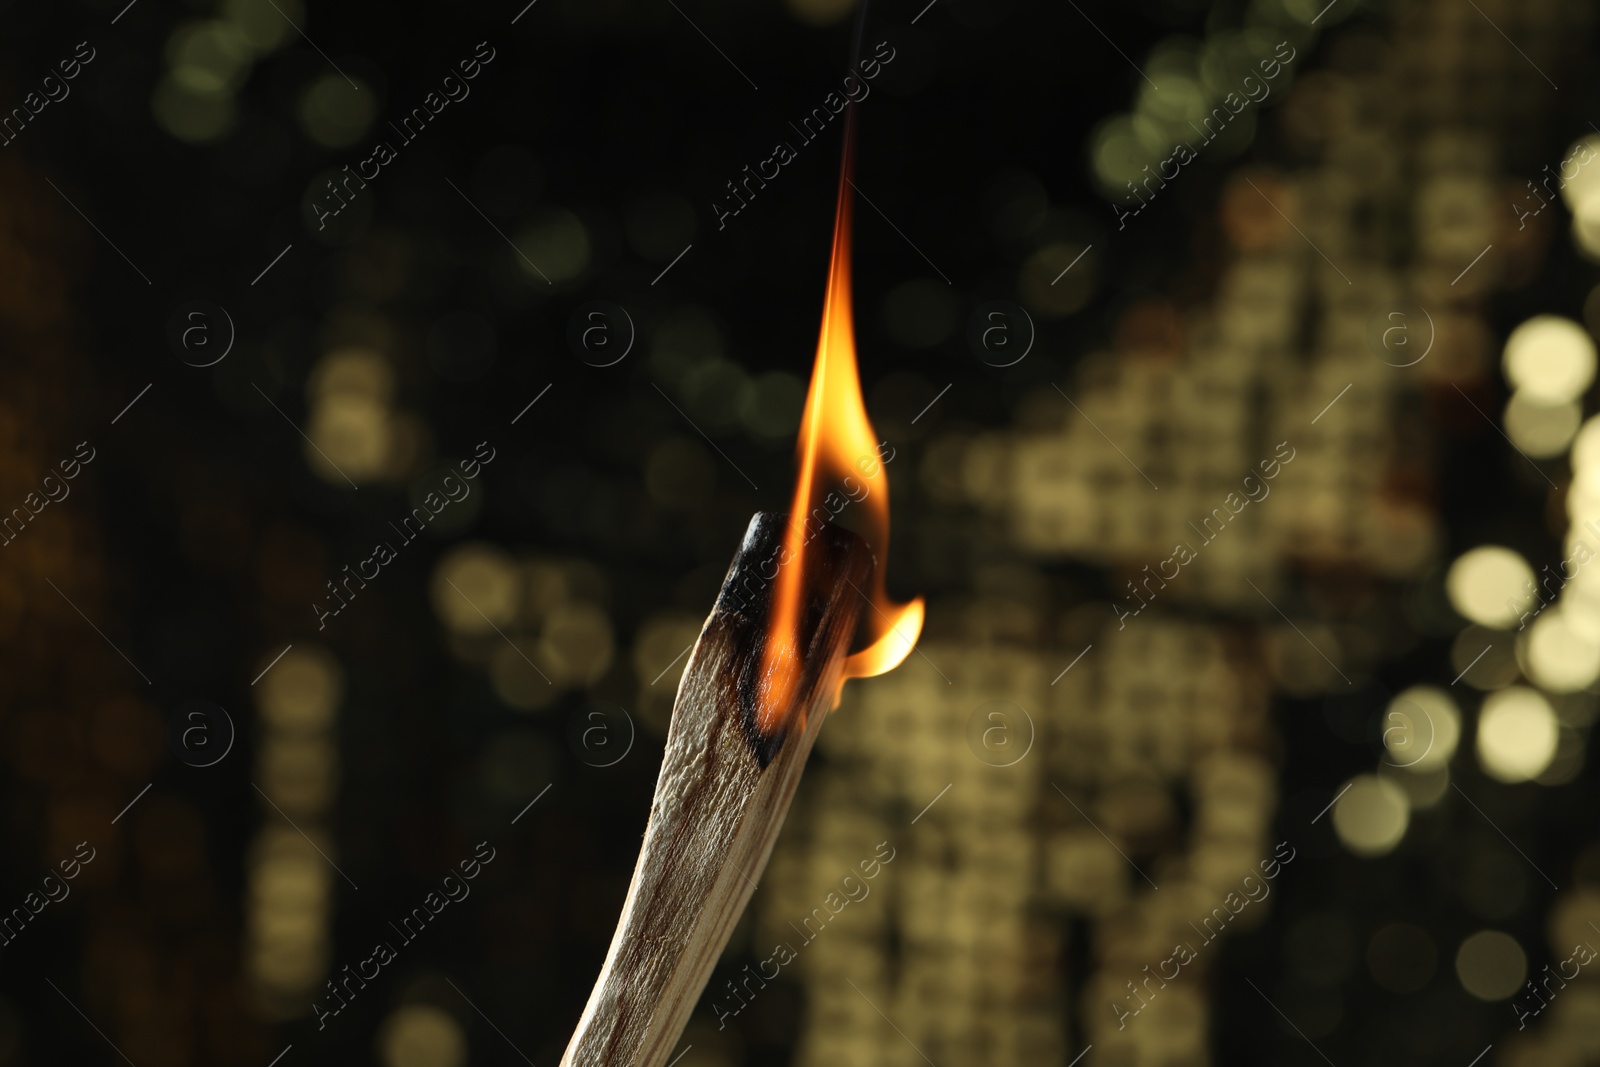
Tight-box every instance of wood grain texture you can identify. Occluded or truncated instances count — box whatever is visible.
[560,513,873,1067]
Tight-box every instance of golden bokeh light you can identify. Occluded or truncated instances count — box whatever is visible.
[1502,315,1596,405]
[257,735,338,815]
[247,826,333,1013]
[1454,930,1527,1001]
[1446,546,1536,629]
[1504,393,1581,458]
[311,347,395,404]
[432,543,520,636]
[304,344,416,485]
[377,1005,466,1067]
[1388,687,1465,771]
[248,636,340,1017]
[1558,136,1600,211]
[1524,609,1600,692]
[1382,686,1460,772]
[1476,686,1559,783]
[1331,775,1409,857]
[1575,198,1600,262]
[1570,411,1600,469]
[256,645,343,734]
[308,393,393,483]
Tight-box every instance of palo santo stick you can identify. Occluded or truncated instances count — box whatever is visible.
[560,512,872,1067]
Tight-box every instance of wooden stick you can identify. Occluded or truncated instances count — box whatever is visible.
[560,513,872,1067]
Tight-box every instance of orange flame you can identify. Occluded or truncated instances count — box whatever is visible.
[756,114,926,736]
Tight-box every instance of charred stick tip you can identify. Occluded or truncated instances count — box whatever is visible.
[708,513,874,768]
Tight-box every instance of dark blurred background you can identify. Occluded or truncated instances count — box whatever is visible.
[3,0,1600,1064]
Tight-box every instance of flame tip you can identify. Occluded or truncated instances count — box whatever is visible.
[755,116,921,733]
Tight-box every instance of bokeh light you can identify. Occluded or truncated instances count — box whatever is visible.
[256,646,343,734]
[1455,930,1527,1001]
[1503,316,1596,404]
[1505,393,1581,457]
[1332,775,1409,857]
[1558,135,1600,212]
[1382,686,1460,771]
[432,543,520,635]
[377,1005,466,1067]
[1524,609,1600,693]
[1476,687,1559,783]
[1574,198,1600,262]
[1446,546,1536,629]
[1571,411,1600,469]
[307,393,392,482]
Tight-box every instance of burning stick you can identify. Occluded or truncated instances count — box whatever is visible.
[559,110,924,1066]
[560,516,873,1066]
